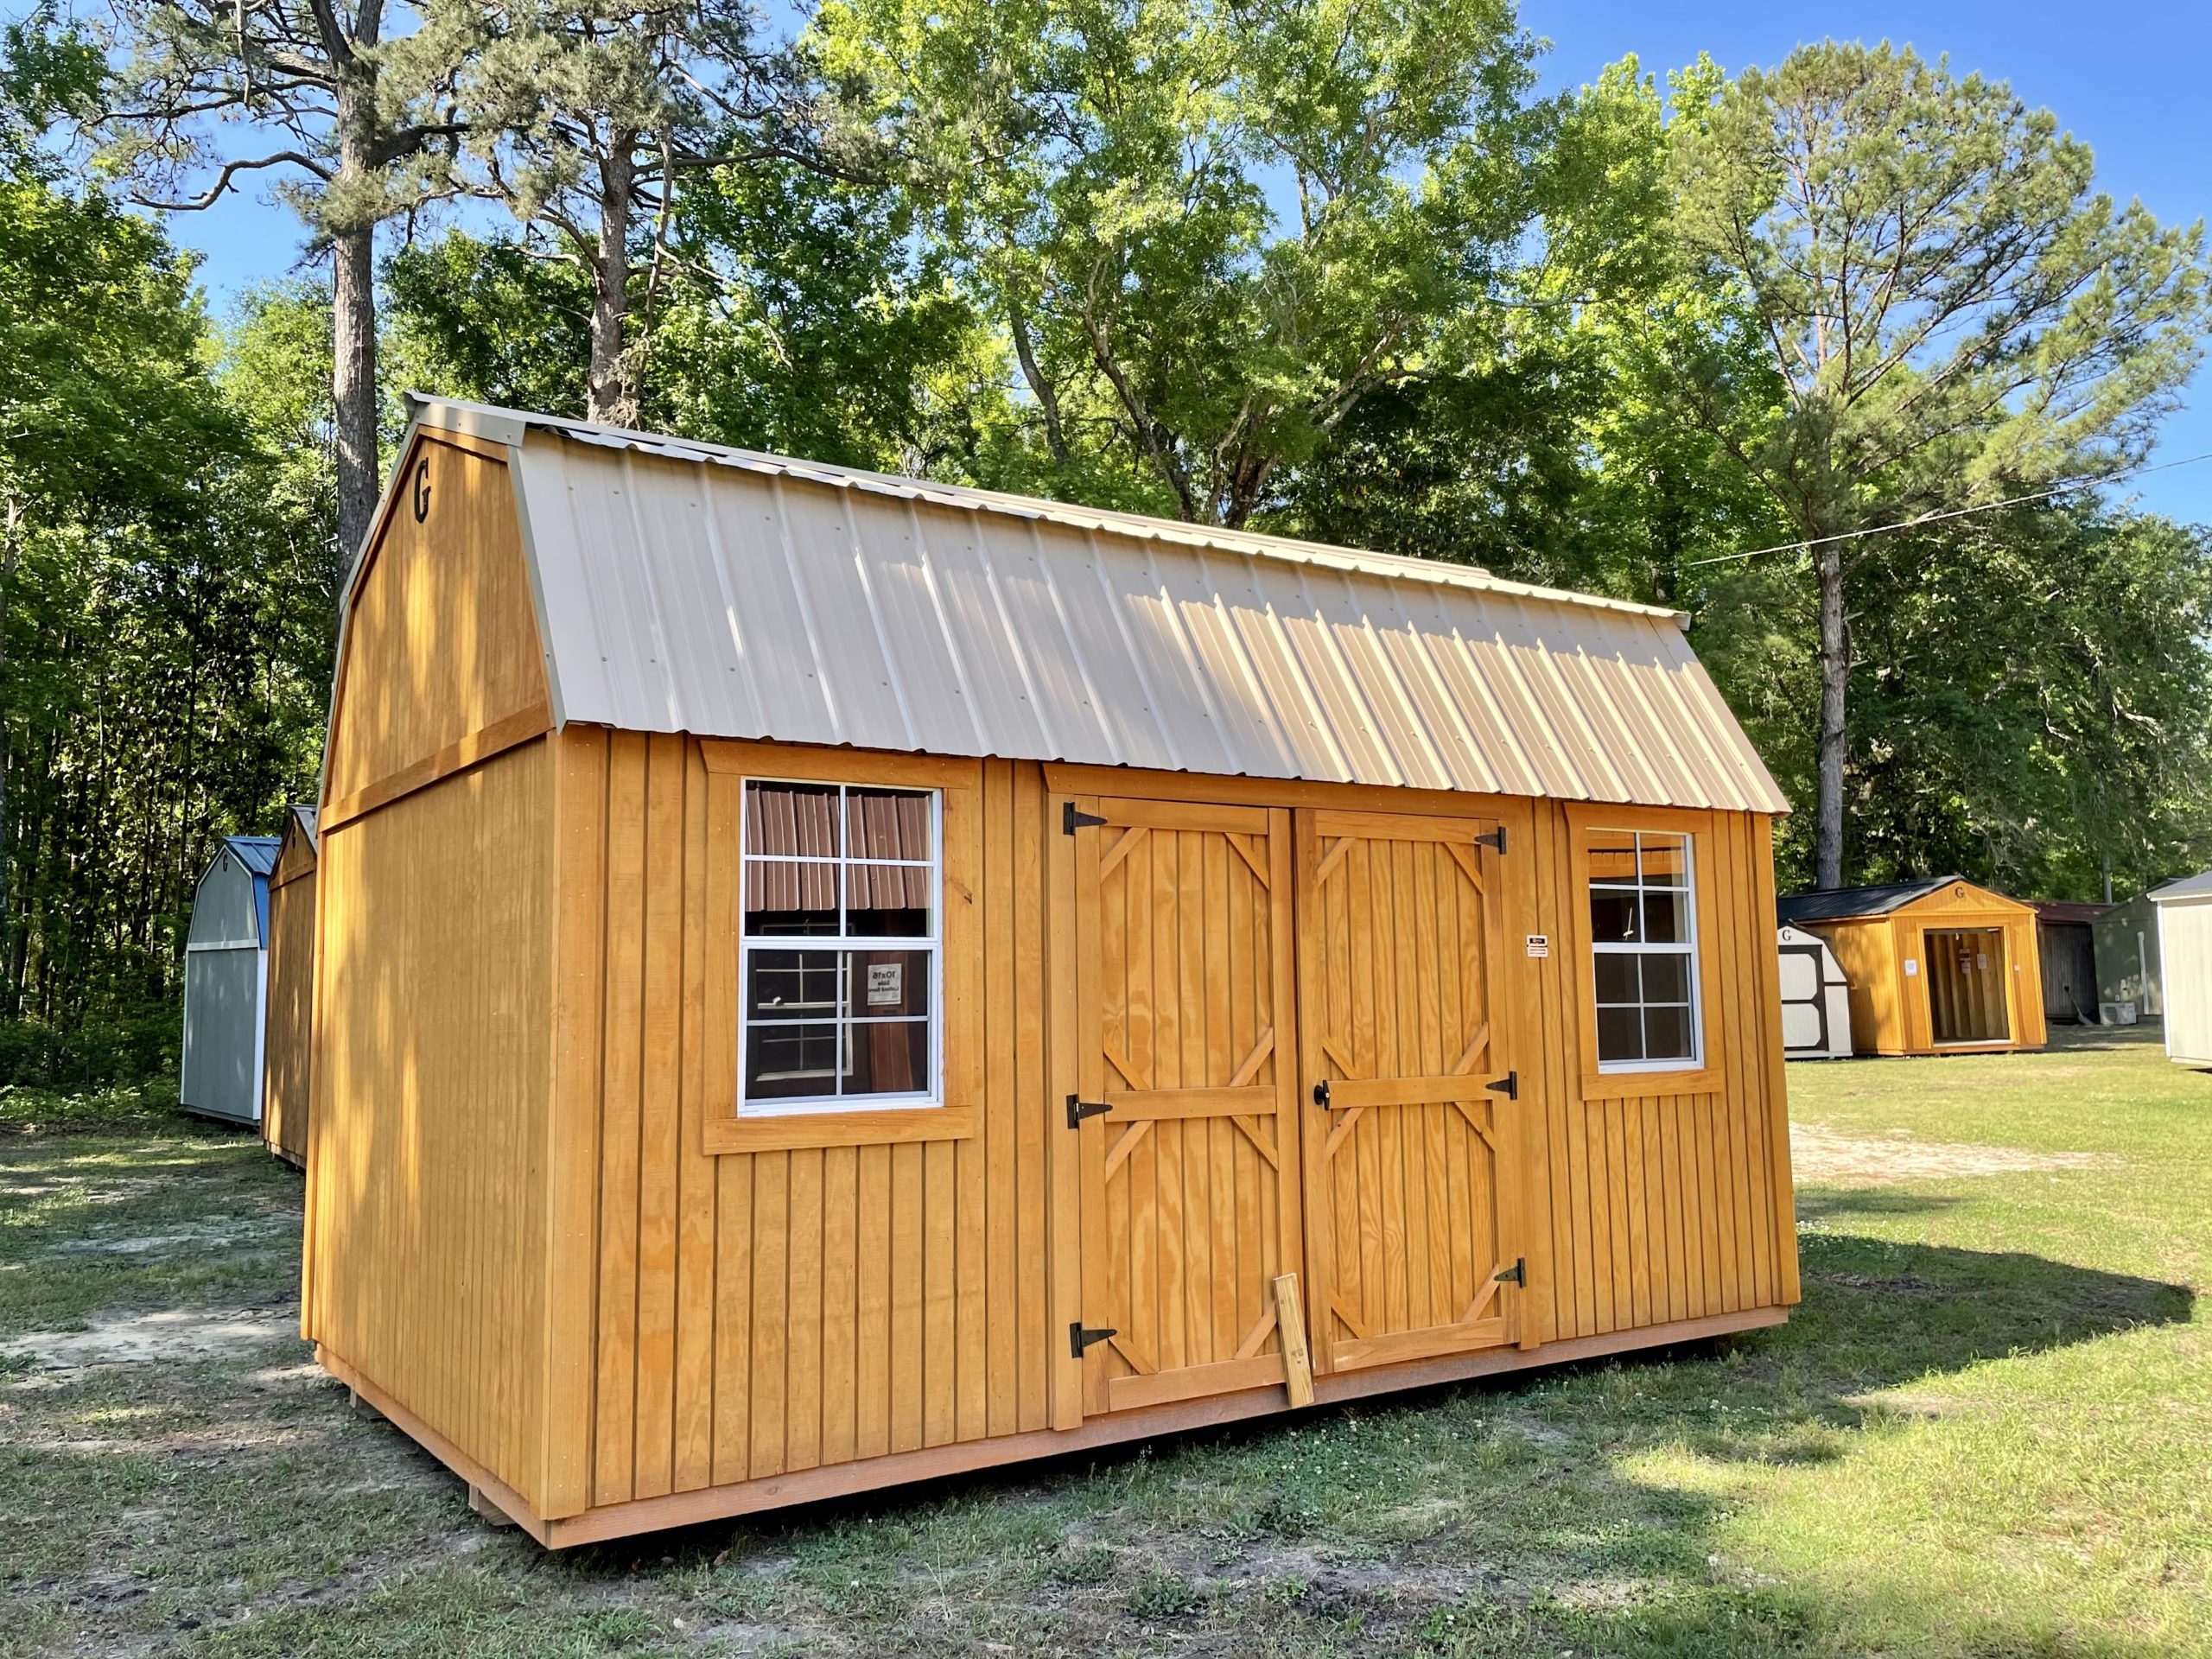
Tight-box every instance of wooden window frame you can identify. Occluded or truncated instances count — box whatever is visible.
[700,741,981,1153]
[1566,804,1726,1100]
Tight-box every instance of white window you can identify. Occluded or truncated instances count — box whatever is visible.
[739,779,941,1116]
[1588,828,1701,1071]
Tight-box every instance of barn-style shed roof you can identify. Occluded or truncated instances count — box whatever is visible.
[223,835,283,880]
[390,397,1789,815]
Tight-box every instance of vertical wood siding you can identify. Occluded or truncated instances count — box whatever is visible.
[1527,804,1795,1342]
[304,738,553,1502]
[539,747,1796,1516]
[326,435,550,804]
[559,735,1058,1510]
[262,857,316,1163]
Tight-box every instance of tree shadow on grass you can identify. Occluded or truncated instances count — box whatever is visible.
[1791,1187,1964,1224]
[546,1232,2195,1658]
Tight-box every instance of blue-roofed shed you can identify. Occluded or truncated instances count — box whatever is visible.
[181,834,283,1124]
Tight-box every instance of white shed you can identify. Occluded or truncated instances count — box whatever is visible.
[180,834,282,1123]
[2150,873,2212,1067]
[1777,924,1853,1059]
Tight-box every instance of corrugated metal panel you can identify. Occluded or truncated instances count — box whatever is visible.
[431,399,1787,815]
[225,835,283,879]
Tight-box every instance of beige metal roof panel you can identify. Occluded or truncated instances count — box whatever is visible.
[435,398,1788,815]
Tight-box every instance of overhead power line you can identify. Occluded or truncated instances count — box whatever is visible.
[1683,448,2212,569]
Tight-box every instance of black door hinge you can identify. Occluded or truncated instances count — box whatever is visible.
[1066,1093,1111,1129]
[1064,803,1109,836]
[1070,1322,1117,1358]
[1477,824,1507,855]
[1495,1256,1527,1287]
[1486,1071,1518,1100]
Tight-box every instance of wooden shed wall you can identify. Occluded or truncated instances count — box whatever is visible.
[1525,807,1797,1341]
[542,741,1797,1526]
[324,433,551,815]
[543,730,1062,1516]
[306,430,563,1510]
[304,738,556,1504]
[1893,896,2045,1052]
[1821,919,1904,1055]
[262,839,316,1166]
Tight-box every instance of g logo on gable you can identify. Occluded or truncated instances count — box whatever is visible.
[411,457,432,524]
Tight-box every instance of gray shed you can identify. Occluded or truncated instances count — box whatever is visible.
[180,835,282,1123]
[2093,892,2164,1023]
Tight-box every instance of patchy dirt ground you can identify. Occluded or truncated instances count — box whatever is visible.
[0,1306,301,1370]
[1788,1122,2114,1185]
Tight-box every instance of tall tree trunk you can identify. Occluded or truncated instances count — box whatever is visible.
[0,500,18,1016]
[1005,288,1068,465]
[332,83,381,594]
[588,144,637,426]
[1814,539,1848,889]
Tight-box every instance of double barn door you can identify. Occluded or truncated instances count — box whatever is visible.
[1070,795,1525,1416]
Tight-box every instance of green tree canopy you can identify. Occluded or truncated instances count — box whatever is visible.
[1665,41,2211,887]
[814,0,1554,526]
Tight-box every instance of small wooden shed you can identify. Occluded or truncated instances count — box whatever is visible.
[181,834,282,1123]
[1777,877,2046,1057]
[303,397,1801,1547]
[262,805,319,1166]
[2149,873,2212,1065]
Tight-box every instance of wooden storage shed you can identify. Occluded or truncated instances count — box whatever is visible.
[262,805,319,1166]
[303,397,1802,1548]
[181,834,282,1124]
[1776,878,2046,1057]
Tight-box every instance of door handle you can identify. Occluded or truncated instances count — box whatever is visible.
[1312,1079,1332,1109]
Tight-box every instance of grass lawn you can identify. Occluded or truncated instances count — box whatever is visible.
[2,1027,2206,1657]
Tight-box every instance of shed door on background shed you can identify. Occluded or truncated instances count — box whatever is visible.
[1071,798,1305,1416]
[1777,944,1829,1052]
[1294,810,1524,1373]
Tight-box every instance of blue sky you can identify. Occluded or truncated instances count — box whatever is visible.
[1523,0,2212,524]
[46,0,2212,523]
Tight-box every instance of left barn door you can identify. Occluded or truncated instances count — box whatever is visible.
[1070,797,1305,1415]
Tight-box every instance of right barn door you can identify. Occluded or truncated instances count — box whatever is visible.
[1295,810,1526,1373]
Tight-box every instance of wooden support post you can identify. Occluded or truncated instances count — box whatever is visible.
[348,1387,385,1422]
[469,1484,519,1529]
[1273,1274,1315,1408]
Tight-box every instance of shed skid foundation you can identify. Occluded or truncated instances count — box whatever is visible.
[322,1306,1785,1548]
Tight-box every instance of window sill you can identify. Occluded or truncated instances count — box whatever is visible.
[702,1100,978,1154]
[1580,1063,1726,1101]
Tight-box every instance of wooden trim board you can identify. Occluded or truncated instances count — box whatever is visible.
[322,1306,1785,1548]
[321,1344,548,1543]
[322,705,553,832]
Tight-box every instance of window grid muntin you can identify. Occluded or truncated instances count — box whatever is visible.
[1590,829,1702,1072]
[738,778,942,1117]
